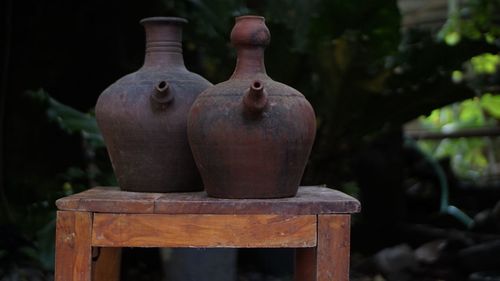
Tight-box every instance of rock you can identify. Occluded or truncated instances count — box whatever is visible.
[414,239,447,264]
[374,244,418,281]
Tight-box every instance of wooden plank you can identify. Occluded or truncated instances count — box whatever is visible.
[56,187,162,213]
[55,211,93,281]
[155,186,360,214]
[92,247,121,281]
[92,214,316,248]
[294,248,317,281]
[56,186,360,215]
[317,215,351,281]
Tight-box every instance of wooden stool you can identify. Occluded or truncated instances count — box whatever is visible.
[55,186,360,281]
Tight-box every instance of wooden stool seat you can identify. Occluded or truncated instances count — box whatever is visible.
[55,186,360,281]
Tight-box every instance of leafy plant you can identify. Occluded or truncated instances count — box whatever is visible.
[28,89,115,191]
[418,94,500,180]
[0,89,115,278]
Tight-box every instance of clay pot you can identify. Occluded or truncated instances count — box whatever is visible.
[96,17,211,192]
[187,15,316,198]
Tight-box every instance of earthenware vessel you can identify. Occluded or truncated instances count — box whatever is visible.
[187,15,316,198]
[96,17,211,192]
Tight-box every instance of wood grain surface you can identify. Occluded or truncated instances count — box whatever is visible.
[56,186,360,215]
[55,211,92,281]
[317,215,351,281]
[91,214,317,248]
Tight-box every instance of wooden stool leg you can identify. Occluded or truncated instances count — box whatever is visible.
[295,247,317,281]
[317,215,351,281]
[55,211,93,281]
[92,247,121,281]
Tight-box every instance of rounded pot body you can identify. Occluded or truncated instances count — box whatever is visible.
[188,16,316,198]
[96,17,211,192]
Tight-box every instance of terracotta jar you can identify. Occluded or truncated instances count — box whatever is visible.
[187,16,316,198]
[96,17,211,192]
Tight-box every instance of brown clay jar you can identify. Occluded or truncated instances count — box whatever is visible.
[187,15,316,198]
[96,17,211,192]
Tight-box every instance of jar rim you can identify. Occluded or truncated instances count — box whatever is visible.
[140,17,188,25]
[235,15,265,21]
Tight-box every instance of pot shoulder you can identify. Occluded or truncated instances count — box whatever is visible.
[189,76,316,145]
[199,75,303,98]
[96,67,211,118]
[98,67,210,101]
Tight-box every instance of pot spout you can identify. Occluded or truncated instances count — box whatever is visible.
[151,80,174,105]
[243,80,268,113]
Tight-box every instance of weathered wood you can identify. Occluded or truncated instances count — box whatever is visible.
[317,215,351,281]
[56,187,162,213]
[56,186,360,215]
[92,247,121,281]
[294,247,317,281]
[92,214,317,248]
[55,188,358,280]
[55,211,93,281]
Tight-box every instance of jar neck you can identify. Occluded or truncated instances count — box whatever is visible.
[142,22,186,69]
[231,46,267,79]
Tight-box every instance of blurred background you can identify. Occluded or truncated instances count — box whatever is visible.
[1,0,500,280]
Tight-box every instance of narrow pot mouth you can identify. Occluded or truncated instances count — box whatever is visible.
[140,17,188,25]
[235,15,265,22]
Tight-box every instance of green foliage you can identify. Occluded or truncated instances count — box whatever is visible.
[418,0,500,180]
[418,94,500,179]
[437,0,500,95]
[32,89,117,191]
[439,0,500,45]
[471,53,500,74]
[0,89,115,275]
[28,88,104,149]
[481,93,500,117]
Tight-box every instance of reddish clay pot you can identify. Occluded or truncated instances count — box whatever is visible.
[96,17,211,192]
[187,16,316,198]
